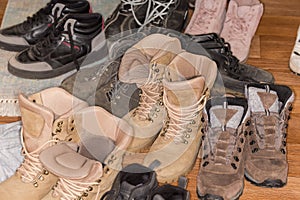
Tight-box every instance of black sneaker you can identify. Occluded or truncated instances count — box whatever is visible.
[188,33,275,95]
[105,0,189,38]
[101,163,158,200]
[0,0,91,52]
[8,13,106,79]
[150,176,190,200]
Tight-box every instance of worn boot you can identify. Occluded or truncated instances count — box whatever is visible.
[197,97,249,200]
[244,83,294,187]
[0,87,88,200]
[119,34,182,152]
[143,51,217,183]
[40,142,104,200]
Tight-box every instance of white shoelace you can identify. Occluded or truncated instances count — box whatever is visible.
[53,177,101,200]
[18,130,56,183]
[163,92,207,143]
[121,0,147,10]
[134,83,162,120]
[134,64,163,120]
[127,0,176,29]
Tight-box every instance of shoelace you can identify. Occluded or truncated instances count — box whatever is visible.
[120,0,147,12]
[224,13,252,45]
[133,65,163,120]
[52,177,101,200]
[34,21,80,70]
[206,127,238,165]
[106,77,131,104]
[18,131,57,183]
[130,0,176,29]
[193,1,219,31]
[221,43,247,78]
[22,0,59,30]
[253,113,282,150]
[163,91,207,144]
[134,82,162,120]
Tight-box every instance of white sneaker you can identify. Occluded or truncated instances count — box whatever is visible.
[290,26,300,74]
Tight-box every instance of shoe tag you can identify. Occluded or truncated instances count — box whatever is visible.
[178,176,188,189]
[148,159,161,170]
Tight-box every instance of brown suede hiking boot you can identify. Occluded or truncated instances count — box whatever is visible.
[197,97,249,200]
[119,33,182,152]
[0,87,88,200]
[143,51,217,183]
[244,83,294,188]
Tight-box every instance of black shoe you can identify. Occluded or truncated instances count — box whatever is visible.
[0,0,91,52]
[150,176,190,200]
[105,0,189,38]
[8,13,106,79]
[151,184,190,200]
[188,33,275,95]
[101,163,158,200]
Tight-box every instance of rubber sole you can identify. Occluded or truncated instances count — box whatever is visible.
[0,40,29,52]
[197,185,244,200]
[244,171,286,188]
[8,42,108,79]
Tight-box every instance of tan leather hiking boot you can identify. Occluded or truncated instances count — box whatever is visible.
[197,97,249,200]
[119,34,182,152]
[0,87,88,200]
[42,106,133,199]
[244,83,294,187]
[143,51,217,183]
[40,143,104,200]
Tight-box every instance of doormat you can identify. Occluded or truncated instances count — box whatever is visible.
[0,0,118,116]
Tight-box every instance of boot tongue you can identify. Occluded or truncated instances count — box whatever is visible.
[248,86,279,113]
[119,34,181,86]
[210,103,244,130]
[164,76,205,107]
[39,143,103,179]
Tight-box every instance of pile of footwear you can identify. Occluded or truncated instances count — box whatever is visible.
[0,0,295,200]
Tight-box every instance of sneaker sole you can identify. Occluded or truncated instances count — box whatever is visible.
[244,170,286,188]
[0,40,29,52]
[197,184,244,200]
[8,42,108,79]
[289,61,300,75]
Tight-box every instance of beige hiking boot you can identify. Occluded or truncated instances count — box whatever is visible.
[119,34,182,152]
[244,83,294,187]
[197,97,249,200]
[143,52,217,183]
[40,143,104,200]
[0,87,88,200]
[42,106,133,199]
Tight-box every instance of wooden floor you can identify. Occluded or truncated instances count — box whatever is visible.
[0,0,300,199]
